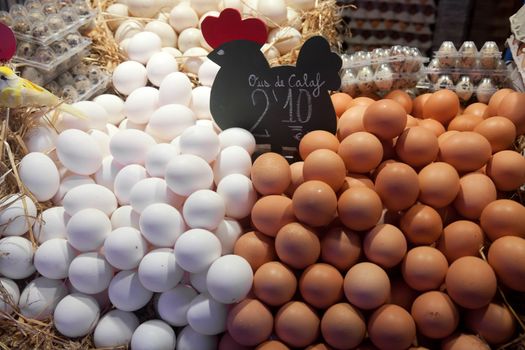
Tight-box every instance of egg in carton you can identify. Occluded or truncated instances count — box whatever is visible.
[25,0,42,11]
[374,64,394,91]
[341,69,358,96]
[357,66,375,93]
[436,41,458,68]
[9,4,27,18]
[0,11,12,27]
[476,77,497,103]
[479,41,500,69]
[455,76,474,102]
[434,75,454,91]
[458,41,478,69]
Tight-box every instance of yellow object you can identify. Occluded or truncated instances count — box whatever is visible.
[0,66,86,119]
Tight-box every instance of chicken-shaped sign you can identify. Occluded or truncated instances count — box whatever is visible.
[202,9,342,153]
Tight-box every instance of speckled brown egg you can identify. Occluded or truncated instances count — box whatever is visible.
[453,173,497,220]
[448,114,484,131]
[418,118,446,137]
[337,105,367,140]
[411,291,459,339]
[439,131,492,173]
[251,195,295,237]
[331,92,353,118]
[275,222,320,269]
[400,204,443,245]
[299,130,340,160]
[321,303,366,349]
[219,333,252,350]
[299,263,344,309]
[363,224,407,268]
[344,262,390,310]
[485,150,525,191]
[303,149,346,191]
[256,340,290,350]
[275,301,320,348]
[464,102,488,117]
[292,180,337,227]
[465,303,517,345]
[484,88,514,118]
[437,220,484,262]
[285,161,304,197]
[338,131,383,173]
[473,117,516,153]
[385,89,413,114]
[227,298,274,346]
[368,304,416,350]
[234,231,276,271]
[480,200,525,241]
[388,277,419,311]
[496,91,525,134]
[423,89,460,125]
[488,236,525,292]
[445,256,497,309]
[441,333,491,350]
[363,99,408,140]
[339,173,375,193]
[253,261,297,306]
[395,126,439,168]
[321,226,361,271]
[418,162,460,208]
[374,162,419,211]
[412,93,431,118]
[402,246,448,291]
[337,187,383,231]
[251,152,291,195]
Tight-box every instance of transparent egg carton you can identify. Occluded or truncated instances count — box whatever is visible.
[417,76,500,103]
[432,41,502,70]
[342,46,429,73]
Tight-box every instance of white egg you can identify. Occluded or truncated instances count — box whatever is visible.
[138,248,184,292]
[139,203,185,247]
[262,42,281,61]
[52,174,95,205]
[67,282,110,309]
[0,278,19,314]
[63,184,118,216]
[0,236,35,279]
[94,156,124,191]
[287,6,302,30]
[131,320,176,350]
[115,19,144,44]
[54,293,100,337]
[213,218,242,255]
[104,227,148,270]
[110,205,140,229]
[113,164,149,205]
[145,143,179,178]
[119,37,132,52]
[218,0,243,11]
[171,135,181,153]
[191,0,218,15]
[218,127,256,155]
[183,190,225,230]
[258,0,287,28]
[110,129,157,166]
[187,293,227,335]
[130,177,183,213]
[66,208,112,252]
[216,174,257,219]
[56,129,103,176]
[18,277,68,320]
[146,52,179,87]
[109,270,153,311]
[124,86,159,124]
[268,26,302,55]
[195,119,216,130]
[73,101,110,131]
[174,228,221,273]
[157,284,197,326]
[119,118,147,131]
[207,254,253,303]
[181,47,208,74]
[147,104,196,142]
[94,309,139,348]
[162,46,183,58]
[33,206,68,243]
[190,86,212,120]
[159,72,193,106]
[189,269,208,293]
[106,123,120,137]
[68,252,114,294]
[90,129,111,157]
[198,59,220,86]
[94,94,125,125]
[165,154,214,196]
[169,4,199,32]
[286,0,315,10]
[177,27,201,52]
[0,194,36,236]
[177,325,218,350]
[127,31,162,64]
[34,238,76,279]
[23,125,57,154]
[145,20,177,47]
[212,146,252,183]
[179,125,220,163]
[112,60,148,95]
[127,0,161,17]
[106,3,129,31]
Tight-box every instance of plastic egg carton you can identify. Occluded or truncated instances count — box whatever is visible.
[416,76,499,103]
[432,41,502,70]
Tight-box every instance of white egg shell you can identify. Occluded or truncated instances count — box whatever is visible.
[181,47,207,74]
[67,208,112,252]
[104,227,148,270]
[63,184,118,216]
[218,127,256,155]
[183,189,225,230]
[119,118,147,131]
[146,52,179,87]
[287,6,301,30]
[130,177,183,213]
[18,277,68,320]
[115,19,144,44]
[0,194,36,236]
[138,248,184,292]
[52,174,95,205]
[174,228,221,273]
[33,206,68,243]
[34,238,76,279]
[162,46,183,58]
[94,309,139,348]
[165,154,214,196]
[207,254,253,303]
[19,153,59,201]
[131,319,176,350]
[73,101,110,131]
[171,135,181,152]
[56,129,103,176]
[119,37,131,52]
[262,43,281,61]
[179,125,220,162]
[268,26,302,55]
[157,284,198,326]
[110,129,157,166]
[94,157,124,191]
[145,143,179,178]
[94,94,125,125]
[187,293,227,335]
[67,281,110,309]
[90,129,111,157]
[213,146,252,183]
[197,59,220,86]
[124,86,159,124]
[0,236,35,279]
[145,20,177,47]
[213,218,242,255]
[159,72,192,106]
[195,119,216,130]
[127,31,162,64]
[139,203,185,247]
[109,270,153,311]
[286,0,315,10]
[177,325,218,350]
[216,174,257,219]
[147,104,196,142]
[127,0,161,17]
[112,60,148,95]
[190,86,212,120]
[68,252,114,294]
[106,123,120,137]
[54,293,100,338]
[110,205,140,229]
[23,125,57,154]
[114,164,149,205]
[218,0,243,11]
[169,4,199,33]
[257,0,287,28]
[0,278,19,314]
[106,3,129,31]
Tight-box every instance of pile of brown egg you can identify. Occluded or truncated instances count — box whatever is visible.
[219,88,525,350]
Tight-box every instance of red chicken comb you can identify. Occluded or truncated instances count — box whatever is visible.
[201,8,267,49]
[0,23,16,62]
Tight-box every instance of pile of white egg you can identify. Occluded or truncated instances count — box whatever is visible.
[0,34,259,349]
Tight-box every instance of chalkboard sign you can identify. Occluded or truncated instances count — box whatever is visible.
[202,9,342,153]
[0,23,16,62]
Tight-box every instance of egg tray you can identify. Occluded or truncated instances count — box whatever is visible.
[341,55,429,72]
[416,79,500,103]
[74,72,111,103]
[341,70,426,95]
[424,67,509,85]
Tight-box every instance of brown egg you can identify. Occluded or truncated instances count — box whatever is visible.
[448,114,484,131]
[331,92,353,117]
[418,162,460,208]
[385,89,413,114]
[445,256,497,309]
[275,301,320,348]
[234,231,276,271]
[400,204,443,245]
[423,89,460,125]
[337,187,382,231]
[299,130,340,160]
[349,96,375,108]
[484,88,514,118]
[256,340,290,350]
[487,236,525,291]
[227,298,274,346]
[418,118,446,137]
[292,181,337,227]
[412,93,432,118]
[480,199,525,241]
[368,304,416,350]
[453,173,496,220]
[438,220,484,262]
[285,161,304,197]
[496,91,525,134]
[374,162,419,211]
[299,263,344,309]
[303,149,346,191]
[219,333,252,350]
[251,195,295,237]
[252,153,291,195]
[437,130,459,147]
[344,262,390,310]
[337,105,367,140]
[254,261,297,306]
[388,277,419,311]
[406,115,419,128]
[402,246,448,291]
[464,102,488,117]
[363,99,407,140]
[395,126,439,168]
[465,303,517,345]
[473,117,516,153]
[275,222,320,269]
[411,291,459,339]
[337,132,383,173]
[439,131,492,173]
[339,173,375,193]
[441,333,491,350]
[363,224,407,268]
[485,150,525,191]
[321,227,361,271]
[321,303,366,349]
